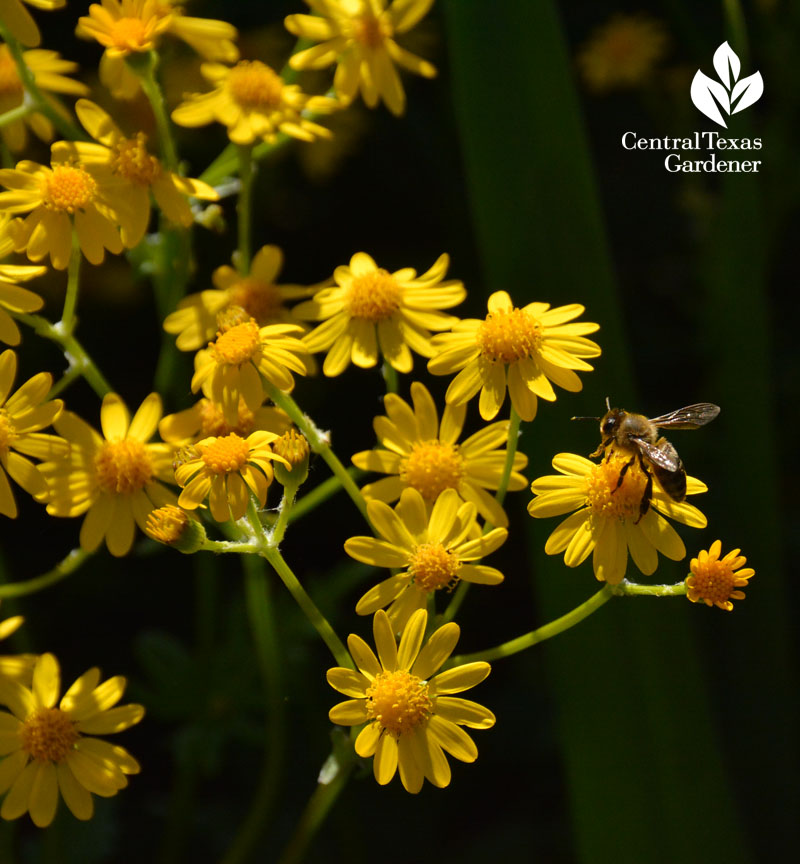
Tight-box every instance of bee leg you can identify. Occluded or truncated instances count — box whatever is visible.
[590,440,608,460]
[634,461,653,524]
[611,455,636,493]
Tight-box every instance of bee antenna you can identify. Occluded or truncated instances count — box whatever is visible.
[571,415,599,422]
[605,395,611,411]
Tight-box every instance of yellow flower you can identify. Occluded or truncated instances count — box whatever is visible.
[295,252,465,376]
[144,503,206,552]
[0,217,47,346]
[578,14,669,93]
[76,0,238,99]
[0,348,67,518]
[0,653,143,827]
[352,381,527,528]
[39,392,177,557]
[686,540,754,611]
[327,608,494,793]
[346,488,507,629]
[285,0,437,116]
[191,319,310,427]
[0,601,34,686]
[528,449,707,585]
[0,45,88,153]
[175,430,289,522]
[171,59,337,146]
[0,155,129,269]
[428,291,601,422]
[159,394,290,446]
[163,246,316,352]
[0,0,65,48]
[53,99,218,248]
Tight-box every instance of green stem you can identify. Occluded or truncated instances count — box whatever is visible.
[271,479,299,548]
[494,407,521,508]
[0,548,89,598]
[220,556,286,864]
[382,361,398,394]
[288,469,364,523]
[60,230,81,335]
[0,102,33,129]
[15,312,112,398]
[611,580,687,597]
[277,757,355,864]
[450,585,616,665]
[236,144,254,274]
[0,24,85,141]
[133,51,179,171]
[263,383,371,526]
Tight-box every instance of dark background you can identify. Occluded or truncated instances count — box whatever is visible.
[0,1,796,862]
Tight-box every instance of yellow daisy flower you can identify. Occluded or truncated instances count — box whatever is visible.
[0,154,130,269]
[0,0,65,48]
[39,392,177,557]
[327,608,495,793]
[171,59,337,146]
[53,99,218,249]
[0,601,34,685]
[285,0,437,116]
[352,381,527,528]
[0,653,143,827]
[346,488,507,629]
[0,348,67,518]
[0,217,47,346]
[163,246,316,352]
[428,291,601,422]
[159,394,290,447]
[175,430,289,523]
[0,45,88,153]
[191,318,310,427]
[578,14,669,93]
[76,0,238,100]
[528,449,707,585]
[685,540,754,611]
[295,252,465,376]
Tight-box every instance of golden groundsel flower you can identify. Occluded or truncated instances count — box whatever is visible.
[172,60,337,146]
[578,14,669,93]
[158,394,290,446]
[0,0,65,48]
[285,0,437,116]
[346,488,507,629]
[295,252,465,376]
[352,381,527,528]
[0,348,67,518]
[528,449,707,585]
[0,220,47,345]
[685,540,754,611]
[0,45,88,153]
[0,653,143,827]
[429,291,601,422]
[327,609,494,793]
[40,392,177,556]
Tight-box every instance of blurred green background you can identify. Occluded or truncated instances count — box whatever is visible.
[0,1,796,862]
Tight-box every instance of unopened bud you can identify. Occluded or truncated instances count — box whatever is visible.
[145,506,206,553]
[272,428,310,486]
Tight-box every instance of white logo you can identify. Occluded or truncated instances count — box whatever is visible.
[690,42,763,128]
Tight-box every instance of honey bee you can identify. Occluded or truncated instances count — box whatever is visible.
[582,399,720,521]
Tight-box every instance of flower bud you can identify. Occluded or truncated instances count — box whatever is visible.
[145,506,206,553]
[272,428,310,487]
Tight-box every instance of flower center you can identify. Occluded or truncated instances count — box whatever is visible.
[690,559,737,605]
[95,439,154,495]
[108,17,150,51]
[20,707,79,763]
[0,47,22,97]
[200,433,250,474]
[198,397,255,438]
[112,134,161,185]
[0,411,15,457]
[345,269,402,322]
[43,165,97,213]
[409,543,461,593]
[477,307,542,364]
[353,13,390,48]
[365,670,431,737]
[145,505,188,544]
[584,452,647,521]
[210,320,261,366]
[229,277,283,324]
[400,440,464,500]
[227,61,284,110]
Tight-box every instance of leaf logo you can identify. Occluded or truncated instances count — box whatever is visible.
[690,42,763,127]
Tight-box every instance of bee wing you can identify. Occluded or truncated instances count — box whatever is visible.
[648,403,720,430]
[635,437,682,473]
